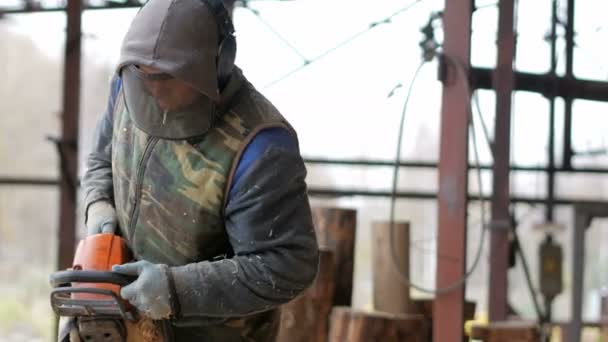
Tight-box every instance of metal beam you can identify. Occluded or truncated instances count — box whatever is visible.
[0,3,142,14]
[57,0,81,272]
[307,187,608,206]
[0,178,60,186]
[470,68,608,102]
[434,0,471,340]
[489,0,516,322]
[303,158,608,174]
[7,158,608,189]
[0,0,236,15]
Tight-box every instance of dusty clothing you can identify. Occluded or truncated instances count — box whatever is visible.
[111,69,292,266]
[81,0,318,340]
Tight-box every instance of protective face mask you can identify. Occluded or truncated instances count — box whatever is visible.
[122,65,217,140]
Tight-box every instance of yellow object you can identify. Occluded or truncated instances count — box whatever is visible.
[464,312,488,337]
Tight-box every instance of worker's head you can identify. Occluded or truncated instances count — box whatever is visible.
[117,0,237,139]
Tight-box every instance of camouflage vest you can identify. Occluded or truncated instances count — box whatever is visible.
[111,77,290,341]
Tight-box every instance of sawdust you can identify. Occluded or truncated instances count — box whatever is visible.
[126,318,164,342]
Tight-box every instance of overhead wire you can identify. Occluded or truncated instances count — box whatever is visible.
[242,4,310,62]
[262,0,425,89]
[404,216,486,258]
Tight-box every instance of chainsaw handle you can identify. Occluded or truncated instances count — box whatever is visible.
[50,270,137,288]
[50,287,138,321]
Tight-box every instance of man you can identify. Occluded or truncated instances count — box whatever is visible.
[72,0,319,340]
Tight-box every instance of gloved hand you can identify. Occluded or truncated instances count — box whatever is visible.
[86,200,117,235]
[112,260,174,320]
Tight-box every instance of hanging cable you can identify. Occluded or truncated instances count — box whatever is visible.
[403,216,486,258]
[472,90,495,157]
[263,0,425,89]
[387,54,489,294]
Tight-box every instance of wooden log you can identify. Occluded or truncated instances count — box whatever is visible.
[410,299,476,341]
[372,221,411,314]
[328,307,427,342]
[410,299,476,321]
[277,249,335,342]
[470,322,540,342]
[312,207,357,306]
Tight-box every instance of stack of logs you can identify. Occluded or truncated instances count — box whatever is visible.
[276,207,428,342]
[276,206,545,342]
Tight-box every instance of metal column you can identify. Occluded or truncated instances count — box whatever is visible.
[433,0,472,340]
[562,0,575,170]
[566,204,608,342]
[57,0,81,271]
[546,0,558,223]
[489,0,516,322]
[565,204,608,342]
[569,208,587,342]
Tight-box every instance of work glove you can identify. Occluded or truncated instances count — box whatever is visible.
[85,200,117,235]
[112,260,175,320]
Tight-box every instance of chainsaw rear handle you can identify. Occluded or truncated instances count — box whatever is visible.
[50,270,137,288]
[50,287,138,321]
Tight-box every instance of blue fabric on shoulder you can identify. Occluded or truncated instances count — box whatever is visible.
[229,128,298,198]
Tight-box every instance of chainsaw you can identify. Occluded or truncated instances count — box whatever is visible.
[50,233,139,341]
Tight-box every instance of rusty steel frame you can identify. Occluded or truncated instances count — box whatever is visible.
[306,188,608,207]
[544,0,560,226]
[303,158,608,173]
[488,0,516,322]
[9,158,608,189]
[57,0,82,272]
[470,68,608,102]
[433,0,471,340]
[562,0,576,171]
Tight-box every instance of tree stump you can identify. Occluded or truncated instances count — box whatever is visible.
[277,249,335,342]
[328,307,427,342]
[373,221,411,314]
[312,207,357,306]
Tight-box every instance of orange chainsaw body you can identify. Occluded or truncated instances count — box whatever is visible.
[49,233,137,321]
[71,233,132,301]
